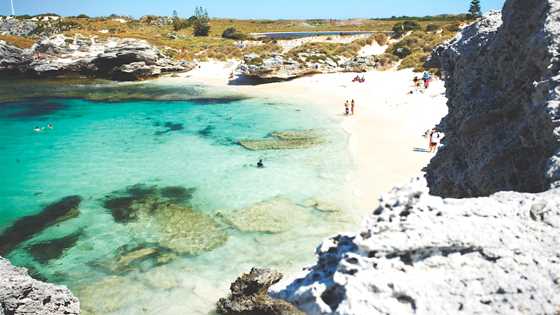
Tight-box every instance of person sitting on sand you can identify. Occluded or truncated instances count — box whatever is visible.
[257,159,264,168]
[345,101,350,115]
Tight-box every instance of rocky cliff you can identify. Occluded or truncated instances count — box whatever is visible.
[0,257,80,314]
[0,35,194,81]
[426,0,560,198]
[261,1,560,314]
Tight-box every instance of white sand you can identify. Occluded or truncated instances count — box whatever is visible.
[159,62,448,211]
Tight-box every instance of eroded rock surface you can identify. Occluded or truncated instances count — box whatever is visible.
[0,35,194,81]
[272,178,560,315]
[0,256,80,314]
[217,268,304,315]
[426,1,560,197]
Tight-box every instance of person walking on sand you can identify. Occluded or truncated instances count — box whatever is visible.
[351,99,355,115]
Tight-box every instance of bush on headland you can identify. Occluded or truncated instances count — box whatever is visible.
[222,27,247,40]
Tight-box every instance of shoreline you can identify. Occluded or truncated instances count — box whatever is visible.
[156,62,448,211]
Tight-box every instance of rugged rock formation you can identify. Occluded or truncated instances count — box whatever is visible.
[0,35,194,81]
[217,268,304,315]
[236,53,384,80]
[271,177,560,314]
[0,16,38,36]
[251,2,560,314]
[0,256,80,314]
[426,1,560,197]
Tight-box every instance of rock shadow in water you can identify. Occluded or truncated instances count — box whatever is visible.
[91,243,176,274]
[0,195,82,255]
[27,229,84,264]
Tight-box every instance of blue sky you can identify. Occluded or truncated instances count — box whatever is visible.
[2,0,506,19]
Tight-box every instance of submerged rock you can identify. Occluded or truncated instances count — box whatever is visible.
[425,1,560,197]
[77,275,145,314]
[0,195,81,255]
[27,230,83,264]
[93,243,176,274]
[0,256,80,314]
[217,268,304,315]
[220,197,313,234]
[102,184,227,255]
[239,130,324,151]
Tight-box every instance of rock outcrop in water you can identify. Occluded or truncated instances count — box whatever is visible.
[241,2,560,314]
[0,256,80,314]
[425,1,560,198]
[217,268,305,315]
[239,130,324,150]
[0,35,194,81]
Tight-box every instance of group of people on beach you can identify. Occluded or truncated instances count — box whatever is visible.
[352,75,366,83]
[344,99,356,116]
[410,71,432,94]
[33,123,54,133]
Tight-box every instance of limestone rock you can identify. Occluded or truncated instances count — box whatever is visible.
[240,130,324,151]
[0,35,195,81]
[272,177,560,315]
[0,256,80,315]
[425,1,560,197]
[220,197,312,234]
[217,268,304,315]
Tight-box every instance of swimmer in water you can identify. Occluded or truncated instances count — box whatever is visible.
[34,126,42,132]
[257,159,264,168]
[47,123,53,129]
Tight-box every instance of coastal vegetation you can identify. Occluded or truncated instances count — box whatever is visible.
[1,13,467,68]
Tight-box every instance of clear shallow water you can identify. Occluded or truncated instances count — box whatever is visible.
[0,92,355,314]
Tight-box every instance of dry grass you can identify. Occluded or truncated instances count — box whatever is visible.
[0,34,36,48]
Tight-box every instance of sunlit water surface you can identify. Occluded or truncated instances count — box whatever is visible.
[0,87,356,314]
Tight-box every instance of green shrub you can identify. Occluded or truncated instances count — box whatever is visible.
[392,20,421,38]
[77,14,90,19]
[222,27,247,40]
[172,18,192,31]
[426,24,440,32]
[192,6,210,37]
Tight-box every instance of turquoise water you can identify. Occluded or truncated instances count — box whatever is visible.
[0,91,354,314]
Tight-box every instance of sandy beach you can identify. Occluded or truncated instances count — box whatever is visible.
[161,62,448,212]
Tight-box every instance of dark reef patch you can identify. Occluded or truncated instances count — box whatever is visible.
[2,101,66,119]
[160,186,196,204]
[0,195,82,255]
[27,230,83,264]
[101,183,196,223]
[154,122,184,136]
[198,125,215,137]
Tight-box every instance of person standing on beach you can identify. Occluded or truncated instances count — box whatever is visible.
[345,101,350,116]
[428,128,439,153]
[423,71,431,89]
[351,99,355,115]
